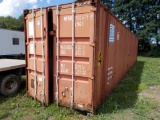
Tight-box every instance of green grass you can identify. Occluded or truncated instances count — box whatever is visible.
[0,56,160,120]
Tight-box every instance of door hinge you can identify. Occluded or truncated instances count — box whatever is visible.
[90,42,95,47]
[91,6,96,12]
[89,76,94,80]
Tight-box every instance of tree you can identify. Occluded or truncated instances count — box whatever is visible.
[136,0,160,46]
[0,15,24,31]
[101,0,115,10]
[0,16,7,28]
[102,0,160,49]
[17,15,24,31]
[112,0,142,34]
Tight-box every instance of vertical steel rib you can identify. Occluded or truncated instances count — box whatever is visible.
[40,7,45,104]
[32,9,37,100]
[71,3,75,108]
[56,5,60,106]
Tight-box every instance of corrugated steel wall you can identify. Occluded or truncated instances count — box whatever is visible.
[24,1,138,113]
[93,3,138,110]
[0,29,25,56]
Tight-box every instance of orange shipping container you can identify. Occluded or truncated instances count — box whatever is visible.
[24,1,138,113]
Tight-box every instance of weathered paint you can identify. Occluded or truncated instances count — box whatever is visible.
[24,1,138,112]
[24,9,51,105]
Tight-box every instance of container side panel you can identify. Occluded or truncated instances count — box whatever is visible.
[93,4,138,111]
[106,7,138,106]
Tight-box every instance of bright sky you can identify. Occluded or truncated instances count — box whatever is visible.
[0,0,75,18]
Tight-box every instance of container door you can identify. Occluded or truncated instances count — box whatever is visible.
[25,8,50,105]
[53,4,95,111]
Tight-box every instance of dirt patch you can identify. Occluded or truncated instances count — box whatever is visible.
[149,107,160,120]
[2,117,12,120]
[139,86,160,119]
[47,116,54,120]
[139,86,160,105]
[22,115,33,120]
[112,111,135,120]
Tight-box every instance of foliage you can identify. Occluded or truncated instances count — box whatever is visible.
[138,40,151,53]
[0,15,24,31]
[101,0,115,10]
[145,46,160,57]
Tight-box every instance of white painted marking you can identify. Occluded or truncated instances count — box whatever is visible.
[77,104,83,109]
[29,21,34,36]
[75,45,86,56]
[37,19,41,26]
[61,64,65,68]
[39,77,43,82]
[30,44,34,54]
[63,14,93,27]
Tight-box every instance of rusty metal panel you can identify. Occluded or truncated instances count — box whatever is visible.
[104,3,138,100]
[24,1,138,113]
[24,8,50,105]
[92,3,138,111]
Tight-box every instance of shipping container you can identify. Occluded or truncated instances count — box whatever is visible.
[24,1,138,113]
[0,29,25,56]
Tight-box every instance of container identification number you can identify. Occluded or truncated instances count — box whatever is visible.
[63,14,94,27]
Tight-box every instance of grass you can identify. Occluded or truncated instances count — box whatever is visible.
[0,56,160,120]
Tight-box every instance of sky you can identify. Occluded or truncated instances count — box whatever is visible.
[0,0,75,18]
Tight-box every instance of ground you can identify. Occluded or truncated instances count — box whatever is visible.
[0,56,160,120]
[139,86,160,119]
